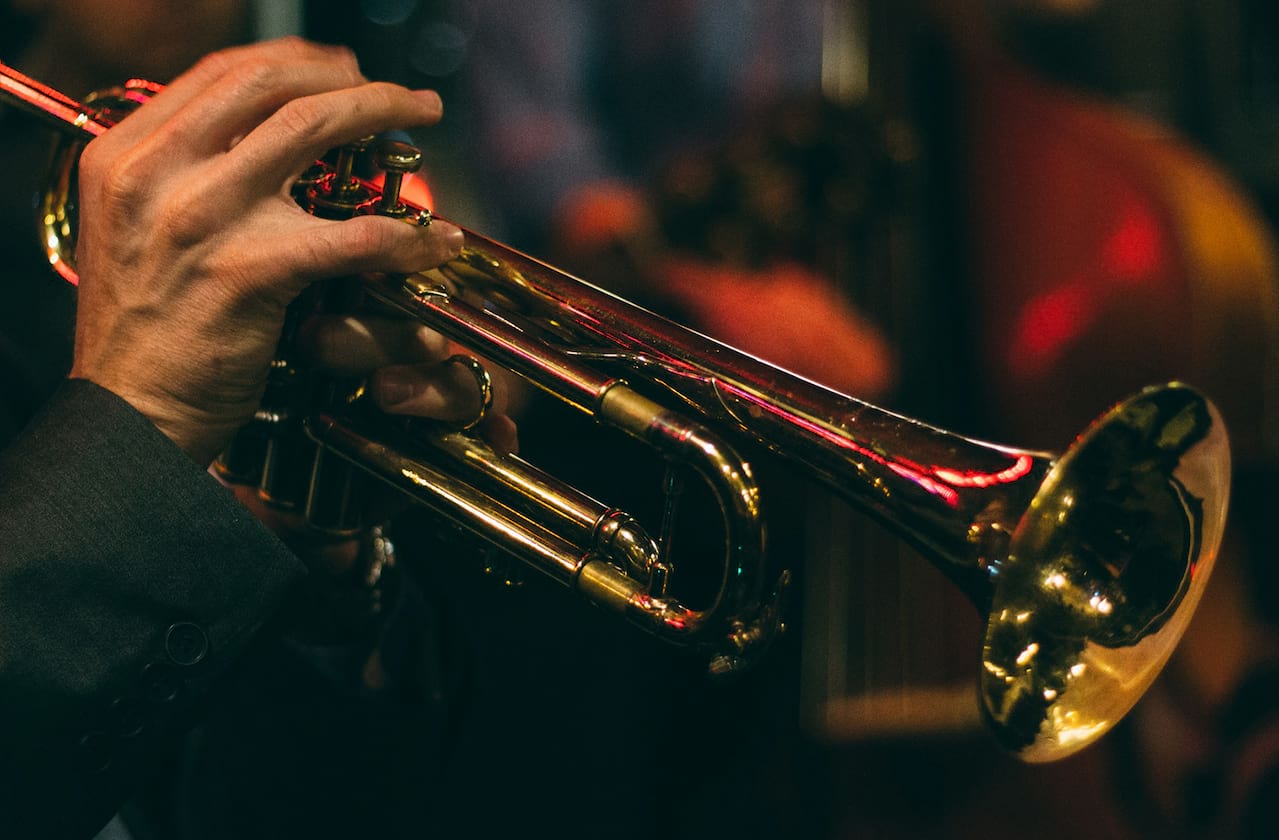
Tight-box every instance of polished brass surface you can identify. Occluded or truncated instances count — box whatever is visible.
[309,135,376,216]
[373,139,423,216]
[982,385,1227,760]
[0,60,1232,760]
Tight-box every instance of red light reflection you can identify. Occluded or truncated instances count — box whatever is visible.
[369,171,435,211]
[729,386,1034,507]
[1009,195,1169,381]
[935,455,1036,488]
[1102,199,1164,281]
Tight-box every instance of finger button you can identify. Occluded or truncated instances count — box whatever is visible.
[309,135,376,216]
[78,731,114,774]
[375,139,423,216]
[333,134,375,194]
[141,663,182,705]
[110,697,146,740]
[164,622,209,667]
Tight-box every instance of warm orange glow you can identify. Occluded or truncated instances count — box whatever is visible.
[52,256,79,287]
[369,171,435,212]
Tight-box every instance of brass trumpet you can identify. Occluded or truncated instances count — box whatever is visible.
[0,61,1231,763]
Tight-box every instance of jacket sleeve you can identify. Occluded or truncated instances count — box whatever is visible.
[0,379,306,839]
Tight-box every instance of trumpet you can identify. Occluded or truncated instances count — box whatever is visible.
[0,60,1231,763]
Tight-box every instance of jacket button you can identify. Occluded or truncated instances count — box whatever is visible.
[165,622,209,667]
[111,697,146,739]
[141,663,182,704]
[78,731,114,774]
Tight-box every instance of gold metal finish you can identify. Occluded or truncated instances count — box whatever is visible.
[309,135,375,216]
[443,354,494,431]
[0,60,1233,761]
[373,139,422,216]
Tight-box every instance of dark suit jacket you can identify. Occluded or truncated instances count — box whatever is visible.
[0,380,304,838]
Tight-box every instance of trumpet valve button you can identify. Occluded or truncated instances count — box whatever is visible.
[333,135,375,193]
[307,135,375,216]
[375,140,423,216]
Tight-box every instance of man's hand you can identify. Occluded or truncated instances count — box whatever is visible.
[69,37,467,464]
[298,312,519,453]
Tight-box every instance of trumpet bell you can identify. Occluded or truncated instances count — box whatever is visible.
[986,384,1227,760]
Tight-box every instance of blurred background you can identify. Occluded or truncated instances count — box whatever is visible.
[5,0,1279,837]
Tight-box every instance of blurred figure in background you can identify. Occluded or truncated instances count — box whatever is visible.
[463,0,895,399]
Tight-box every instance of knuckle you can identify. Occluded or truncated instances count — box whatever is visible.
[272,34,308,51]
[335,57,365,88]
[154,187,215,249]
[366,81,413,112]
[188,47,238,80]
[300,226,348,274]
[272,36,357,72]
[273,96,329,143]
[271,37,323,70]
[343,82,409,126]
[89,148,148,208]
[344,217,394,258]
[226,60,282,102]
[77,137,110,186]
[324,44,361,76]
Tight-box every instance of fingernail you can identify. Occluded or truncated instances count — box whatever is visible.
[431,221,464,256]
[415,89,443,114]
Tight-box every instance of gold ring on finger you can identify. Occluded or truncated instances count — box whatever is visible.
[446,354,493,432]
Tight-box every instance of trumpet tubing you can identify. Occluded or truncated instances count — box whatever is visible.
[0,60,1232,762]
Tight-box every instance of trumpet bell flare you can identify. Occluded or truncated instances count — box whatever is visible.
[980,382,1230,762]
